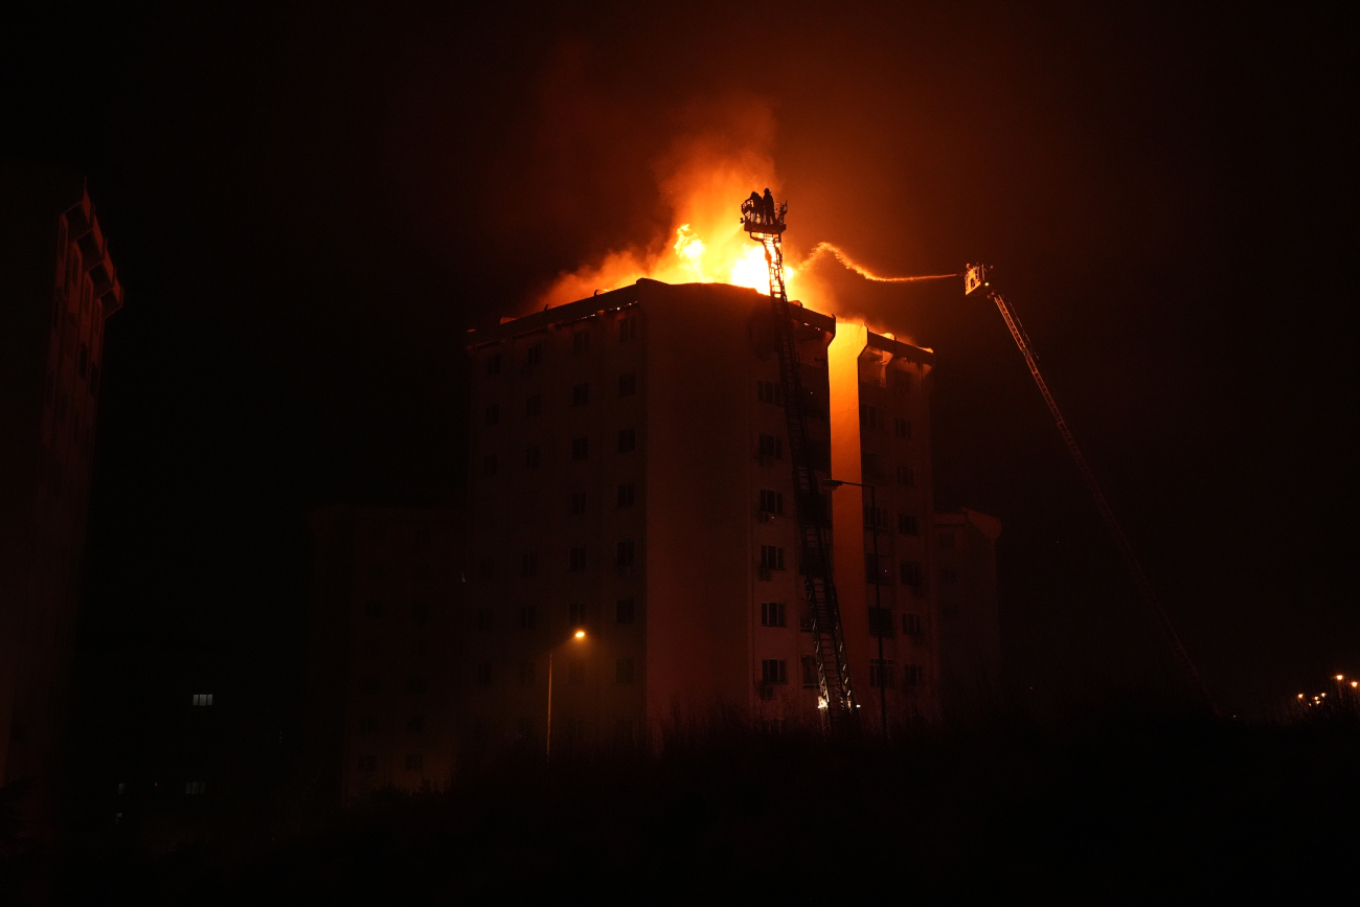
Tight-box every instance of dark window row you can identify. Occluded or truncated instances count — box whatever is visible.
[481,429,637,475]
[482,316,639,377]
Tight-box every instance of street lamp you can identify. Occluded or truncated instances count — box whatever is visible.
[823,478,888,737]
[546,629,587,760]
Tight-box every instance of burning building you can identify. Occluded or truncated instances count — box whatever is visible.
[459,277,950,747]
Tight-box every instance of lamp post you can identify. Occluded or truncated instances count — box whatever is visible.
[824,478,887,737]
[546,629,587,760]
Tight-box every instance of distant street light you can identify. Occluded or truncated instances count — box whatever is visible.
[547,629,587,760]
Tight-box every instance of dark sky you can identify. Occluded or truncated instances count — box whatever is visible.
[4,2,1353,719]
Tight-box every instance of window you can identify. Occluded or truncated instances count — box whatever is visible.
[569,602,587,627]
[525,446,541,468]
[902,613,924,636]
[894,417,913,439]
[866,554,891,585]
[414,526,432,546]
[757,380,783,405]
[860,403,884,429]
[940,567,959,584]
[519,606,536,630]
[569,492,587,515]
[761,659,787,684]
[616,598,635,624]
[869,607,894,637]
[800,609,815,632]
[900,561,923,588]
[759,489,784,515]
[358,716,376,735]
[476,609,492,632]
[617,427,636,453]
[760,602,786,627]
[862,453,886,482]
[521,551,538,576]
[616,540,635,568]
[904,664,924,687]
[525,395,541,417]
[357,755,376,772]
[191,694,213,707]
[526,342,543,367]
[869,659,893,689]
[760,545,786,571]
[185,781,207,795]
[897,465,916,487]
[476,663,492,685]
[568,659,586,684]
[616,659,635,684]
[572,383,590,406]
[486,353,501,376]
[404,753,423,771]
[412,638,427,655]
[898,513,919,536]
[571,437,589,460]
[573,331,590,354]
[619,317,637,342]
[484,403,500,425]
[758,433,783,460]
[483,454,498,476]
[617,483,635,508]
[407,716,425,733]
[358,676,379,695]
[938,532,956,549]
[519,660,537,686]
[802,657,819,688]
[478,557,495,580]
[569,547,587,571]
[407,676,428,696]
[364,599,383,618]
[864,505,888,529]
[411,602,430,623]
[619,373,637,396]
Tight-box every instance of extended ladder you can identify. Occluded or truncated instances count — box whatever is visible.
[743,192,857,722]
[965,264,1213,708]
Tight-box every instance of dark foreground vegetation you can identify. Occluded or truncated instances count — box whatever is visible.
[7,704,1360,903]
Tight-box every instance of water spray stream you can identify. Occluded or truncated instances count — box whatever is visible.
[804,242,959,283]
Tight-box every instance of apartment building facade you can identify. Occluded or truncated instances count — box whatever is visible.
[1,164,124,791]
[303,506,464,802]
[461,278,944,747]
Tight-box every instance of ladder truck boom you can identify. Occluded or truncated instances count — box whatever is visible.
[743,191,857,722]
[964,264,1212,708]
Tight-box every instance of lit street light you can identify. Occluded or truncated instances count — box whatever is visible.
[546,629,587,760]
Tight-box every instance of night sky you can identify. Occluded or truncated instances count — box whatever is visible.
[3,2,1352,728]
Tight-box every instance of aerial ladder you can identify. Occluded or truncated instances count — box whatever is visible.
[742,191,857,723]
[964,264,1213,708]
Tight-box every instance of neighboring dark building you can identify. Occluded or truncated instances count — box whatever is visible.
[302,506,464,804]
[1,162,123,814]
[934,508,1002,721]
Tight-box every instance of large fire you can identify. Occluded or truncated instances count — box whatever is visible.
[671,223,796,295]
[532,127,945,347]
